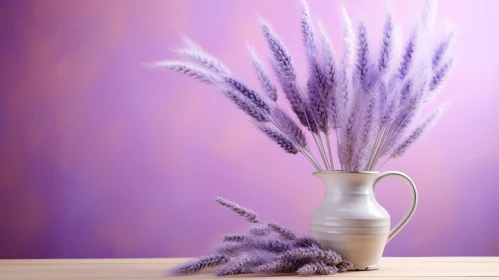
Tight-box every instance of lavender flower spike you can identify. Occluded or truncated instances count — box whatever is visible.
[301,0,318,60]
[168,255,228,275]
[301,0,328,132]
[215,242,245,257]
[271,107,307,148]
[177,35,230,76]
[249,225,271,236]
[224,77,270,113]
[418,0,437,36]
[223,89,269,122]
[356,21,371,90]
[259,18,296,79]
[398,32,417,79]
[267,222,296,240]
[297,261,337,275]
[215,197,260,223]
[430,58,453,91]
[391,104,448,158]
[152,61,219,85]
[341,3,355,69]
[251,238,293,253]
[254,259,302,273]
[432,30,455,69]
[248,45,278,101]
[258,124,299,155]
[215,256,252,276]
[281,247,342,266]
[260,18,316,131]
[222,234,246,242]
[380,84,398,125]
[336,3,355,130]
[319,23,338,127]
[378,14,394,75]
[352,92,377,171]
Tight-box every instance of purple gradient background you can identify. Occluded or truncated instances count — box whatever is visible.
[1,0,498,259]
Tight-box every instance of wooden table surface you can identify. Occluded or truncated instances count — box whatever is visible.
[0,257,498,279]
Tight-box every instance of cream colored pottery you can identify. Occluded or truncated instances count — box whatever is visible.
[309,171,418,270]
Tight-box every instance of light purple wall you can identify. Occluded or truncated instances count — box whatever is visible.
[1,0,498,258]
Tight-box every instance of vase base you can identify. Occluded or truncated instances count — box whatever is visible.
[351,264,380,271]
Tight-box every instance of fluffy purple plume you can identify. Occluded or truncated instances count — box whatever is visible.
[253,259,288,273]
[341,3,355,68]
[336,3,355,132]
[267,222,296,240]
[248,46,278,101]
[352,93,378,171]
[252,238,294,253]
[297,261,338,275]
[254,259,309,274]
[319,23,338,127]
[177,35,231,76]
[217,237,291,256]
[270,107,307,148]
[351,20,379,171]
[215,256,253,276]
[258,124,299,154]
[249,226,271,236]
[356,21,371,90]
[301,0,328,132]
[261,18,318,133]
[339,112,356,170]
[394,65,432,133]
[300,0,317,55]
[154,0,454,171]
[260,19,297,79]
[418,0,438,36]
[223,89,269,122]
[399,79,413,107]
[152,61,218,84]
[378,80,389,117]
[215,197,260,223]
[168,255,228,275]
[272,67,317,132]
[391,104,447,158]
[380,84,398,125]
[216,242,246,257]
[432,31,454,69]
[307,80,326,131]
[170,198,352,276]
[399,33,416,79]
[224,77,270,113]
[430,59,453,91]
[379,14,394,75]
[336,5,356,170]
[281,247,342,266]
[222,234,246,242]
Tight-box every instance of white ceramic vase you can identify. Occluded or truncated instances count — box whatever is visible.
[309,171,418,270]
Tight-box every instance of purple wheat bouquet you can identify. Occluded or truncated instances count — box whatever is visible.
[168,197,353,276]
[152,0,454,171]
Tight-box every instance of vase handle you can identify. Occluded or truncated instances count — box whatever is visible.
[374,171,418,244]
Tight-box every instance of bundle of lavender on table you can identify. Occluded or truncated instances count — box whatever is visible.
[153,0,454,171]
[168,197,353,276]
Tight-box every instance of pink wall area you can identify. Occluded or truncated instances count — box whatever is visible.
[1,0,499,258]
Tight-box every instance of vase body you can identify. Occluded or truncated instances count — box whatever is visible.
[309,171,417,270]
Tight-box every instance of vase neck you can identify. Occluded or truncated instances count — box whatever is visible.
[314,172,378,195]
